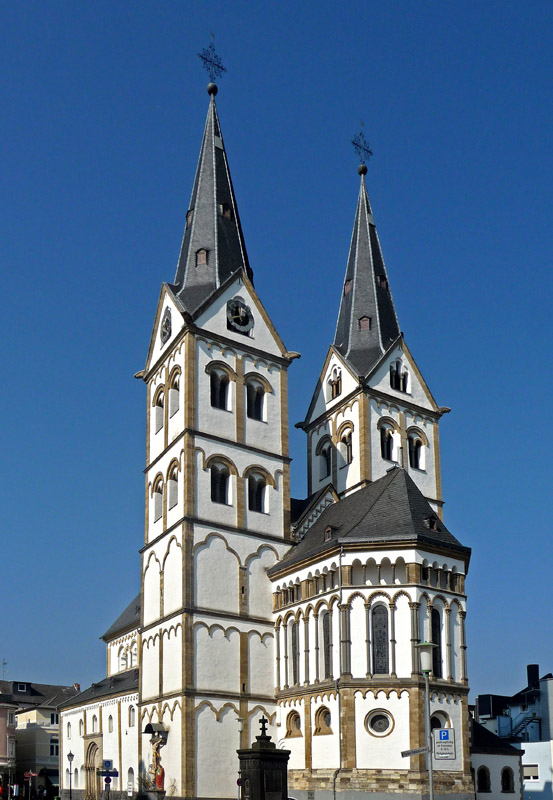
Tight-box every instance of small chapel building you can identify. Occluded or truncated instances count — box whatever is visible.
[59,79,473,800]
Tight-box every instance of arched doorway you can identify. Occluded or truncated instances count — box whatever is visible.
[84,742,101,800]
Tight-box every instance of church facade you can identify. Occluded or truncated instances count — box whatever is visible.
[59,82,473,800]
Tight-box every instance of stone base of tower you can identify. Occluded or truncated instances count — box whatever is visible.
[288,769,475,799]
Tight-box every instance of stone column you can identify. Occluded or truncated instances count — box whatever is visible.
[313,614,320,683]
[340,604,351,676]
[389,601,397,678]
[445,607,452,681]
[303,615,310,685]
[410,601,421,676]
[365,602,372,678]
[459,610,468,684]
[328,609,334,680]
[275,622,281,692]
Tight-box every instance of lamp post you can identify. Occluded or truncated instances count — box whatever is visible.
[67,752,74,800]
[416,642,437,800]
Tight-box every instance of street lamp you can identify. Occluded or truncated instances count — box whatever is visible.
[67,752,74,800]
[416,642,437,800]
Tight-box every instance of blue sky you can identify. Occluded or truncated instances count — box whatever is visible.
[2,1,552,699]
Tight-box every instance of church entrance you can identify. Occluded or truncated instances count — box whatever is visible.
[84,743,101,800]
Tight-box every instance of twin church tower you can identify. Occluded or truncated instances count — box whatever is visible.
[60,81,472,800]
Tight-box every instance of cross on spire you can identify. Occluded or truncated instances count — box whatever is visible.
[259,716,268,736]
[198,38,227,84]
[352,124,373,166]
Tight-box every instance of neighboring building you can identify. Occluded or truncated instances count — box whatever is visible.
[0,681,78,798]
[0,698,17,792]
[60,78,474,800]
[471,720,523,800]
[59,598,141,799]
[476,664,553,800]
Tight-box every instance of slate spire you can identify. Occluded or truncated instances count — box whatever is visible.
[173,86,253,313]
[333,169,400,376]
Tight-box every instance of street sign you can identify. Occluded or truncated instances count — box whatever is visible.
[99,771,119,778]
[103,761,113,771]
[104,778,111,785]
[401,746,429,758]
[433,728,456,759]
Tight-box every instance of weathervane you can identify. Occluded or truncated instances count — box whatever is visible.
[198,36,227,86]
[352,124,373,174]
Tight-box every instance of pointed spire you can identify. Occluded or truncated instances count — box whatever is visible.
[173,87,253,313]
[333,170,400,375]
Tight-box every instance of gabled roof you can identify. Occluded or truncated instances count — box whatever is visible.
[270,466,470,575]
[172,87,253,314]
[334,172,400,376]
[58,669,139,709]
[0,681,79,709]
[101,593,141,641]
[471,721,523,756]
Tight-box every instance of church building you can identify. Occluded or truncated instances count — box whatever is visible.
[59,77,473,800]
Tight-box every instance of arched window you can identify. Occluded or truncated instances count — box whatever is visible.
[210,463,230,505]
[328,367,342,400]
[408,433,424,470]
[168,465,179,510]
[92,715,97,733]
[285,711,302,737]
[339,431,353,466]
[248,474,266,513]
[169,372,180,417]
[210,371,229,410]
[380,426,394,461]
[154,391,164,434]
[108,715,113,733]
[390,361,400,390]
[501,767,515,793]
[318,440,332,479]
[130,641,137,667]
[390,360,409,392]
[477,766,491,793]
[67,722,71,739]
[321,611,332,679]
[128,706,135,727]
[246,381,265,421]
[314,706,332,735]
[79,720,84,737]
[153,480,163,522]
[290,622,299,685]
[118,646,128,672]
[74,769,78,789]
[127,769,134,790]
[372,605,389,673]
[431,608,442,678]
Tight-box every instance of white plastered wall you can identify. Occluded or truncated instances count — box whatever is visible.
[471,752,522,800]
[194,278,284,358]
[355,689,410,769]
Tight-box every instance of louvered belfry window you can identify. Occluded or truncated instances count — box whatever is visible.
[372,605,389,673]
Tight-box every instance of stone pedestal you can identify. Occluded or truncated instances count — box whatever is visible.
[237,718,290,800]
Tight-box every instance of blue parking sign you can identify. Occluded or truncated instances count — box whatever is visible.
[433,728,455,759]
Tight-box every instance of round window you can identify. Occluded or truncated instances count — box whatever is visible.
[365,710,394,737]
